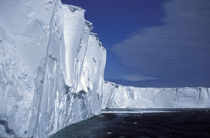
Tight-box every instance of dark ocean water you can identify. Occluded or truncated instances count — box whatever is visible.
[51,109,210,138]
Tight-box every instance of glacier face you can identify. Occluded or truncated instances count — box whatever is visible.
[0,0,210,138]
[102,82,210,109]
[0,0,106,137]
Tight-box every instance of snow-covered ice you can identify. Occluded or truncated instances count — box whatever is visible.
[0,0,106,137]
[102,81,210,109]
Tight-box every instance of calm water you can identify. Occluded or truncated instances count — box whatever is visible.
[51,109,210,138]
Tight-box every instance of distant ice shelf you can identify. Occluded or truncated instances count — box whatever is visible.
[102,108,210,114]
[102,110,177,114]
[102,81,210,109]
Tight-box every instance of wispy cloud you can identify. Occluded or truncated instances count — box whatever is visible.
[122,74,155,82]
[112,0,210,85]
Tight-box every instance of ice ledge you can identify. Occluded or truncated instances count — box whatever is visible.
[85,20,93,31]
[64,4,85,13]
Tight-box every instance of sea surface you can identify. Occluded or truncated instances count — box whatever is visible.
[51,109,210,138]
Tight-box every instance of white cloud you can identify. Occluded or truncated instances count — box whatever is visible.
[122,74,155,82]
[112,0,210,84]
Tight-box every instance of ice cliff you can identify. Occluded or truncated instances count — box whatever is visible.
[102,82,210,109]
[0,0,105,137]
[0,0,210,138]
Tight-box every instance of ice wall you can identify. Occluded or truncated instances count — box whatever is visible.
[0,0,210,137]
[0,0,106,137]
[102,82,210,109]
[0,0,59,137]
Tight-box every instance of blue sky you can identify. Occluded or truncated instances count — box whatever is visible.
[62,0,210,87]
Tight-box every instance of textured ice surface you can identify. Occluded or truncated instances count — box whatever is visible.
[0,0,106,137]
[102,82,210,109]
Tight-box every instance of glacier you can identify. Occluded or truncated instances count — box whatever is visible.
[0,0,209,138]
[102,82,210,109]
[0,0,106,137]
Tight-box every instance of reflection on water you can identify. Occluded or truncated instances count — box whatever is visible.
[51,109,210,138]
